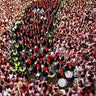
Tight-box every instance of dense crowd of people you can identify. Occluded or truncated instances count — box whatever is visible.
[53,0,96,95]
[0,0,96,96]
[0,0,30,35]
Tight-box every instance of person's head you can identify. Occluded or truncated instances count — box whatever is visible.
[29,86,32,90]
[6,85,10,89]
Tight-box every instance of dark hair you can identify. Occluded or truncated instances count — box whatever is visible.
[43,82,47,87]
[39,84,41,87]
[29,86,32,90]
[35,81,38,85]
[34,90,37,94]
[0,86,2,93]
[91,89,95,94]
[6,85,10,89]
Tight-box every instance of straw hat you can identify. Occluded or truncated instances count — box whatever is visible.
[17,81,23,88]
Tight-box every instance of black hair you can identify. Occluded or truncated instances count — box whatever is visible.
[29,86,32,90]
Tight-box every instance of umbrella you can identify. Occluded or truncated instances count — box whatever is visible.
[57,78,67,87]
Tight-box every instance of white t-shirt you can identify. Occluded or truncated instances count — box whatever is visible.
[3,91,11,96]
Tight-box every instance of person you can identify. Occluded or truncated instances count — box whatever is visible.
[0,85,2,96]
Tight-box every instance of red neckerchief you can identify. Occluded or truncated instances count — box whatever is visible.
[36,64,41,68]
[45,47,49,51]
[39,41,43,44]
[93,51,96,57]
[46,58,51,63]
[22,54,26,58]
[31,54,35,58]
[67,62,73,67]
[59,61,63,65]
[33,39,36,43]
[43,67,48,72]
[39,58,43,61]
[27,59,32,65]
[33,47,37,51]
